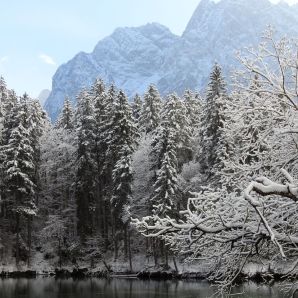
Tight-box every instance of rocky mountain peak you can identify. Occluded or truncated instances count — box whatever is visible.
[45,0,298,121]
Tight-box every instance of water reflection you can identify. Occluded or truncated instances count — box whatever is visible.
[0,278,285,298]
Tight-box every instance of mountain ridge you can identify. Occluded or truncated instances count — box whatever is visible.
[45,0,298,120]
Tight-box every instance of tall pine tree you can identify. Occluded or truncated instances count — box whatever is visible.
[75,90,97,239]
[56,97,74,130]
[132,93,143,124]
[1,97,37,265]
[199,63,232,184]
[139,85,162,134]
[151,126,179,216]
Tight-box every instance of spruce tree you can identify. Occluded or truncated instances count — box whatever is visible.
[0,76,8,114]
[151,126,179,216]
[199,63,232,183]
[90,78,109,245]
[105,90,138,172]
[75,90,97,239]
[0,88,17,227]
[112,144,133,216]
[56,97,74,130]
[150,94,188,216]
[105,84,117,120]
[164,93,192,167]
[104,90,138,258]
[1,98,37,265]
[92,79,106,126]
[99,84,118,198]
[151,93,192,171]
[183,90,202,131]
[132,93,143,124]
[139,85,162,134]
[0,77,8,205]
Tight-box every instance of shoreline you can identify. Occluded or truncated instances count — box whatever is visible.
[1,267,296,285]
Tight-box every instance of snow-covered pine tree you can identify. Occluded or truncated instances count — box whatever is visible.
[105,84,117,120]
[0,77,9,206]
[0,77,7,133]
[106,90,139,196]
[75,90,97,239]
[91,79,108,169]
[0,76,8,114]
[89,78,109,246]
[151,93,192,173]
[56,96,74,130]
[92,78,106,126]
[112,144,133,218]
[104,89,138,258]
[5,90,18,117]
[99,83,118,180]
[111,144,134,261]
[183,89,202,132]
[164,93,192,168]
[0,78,14,258]
[0,85,18,222]
[139,85,162,134]
[0,79,16,143]
[131,93,143,124]
[24,96,47,265]
[199,63,232,185]
[150,94,189,218]
[1,97,37,265]
[91,79,107,161]
[28,99,47,163]
[151,126,179,217]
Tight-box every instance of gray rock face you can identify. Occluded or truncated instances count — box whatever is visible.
[45,0,298,121]
[38,89,51,106]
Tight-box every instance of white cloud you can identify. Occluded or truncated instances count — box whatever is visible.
[39,53,56,65]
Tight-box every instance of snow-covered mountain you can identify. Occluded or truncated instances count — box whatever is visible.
[45,0,298,120]
[38,89,51,106]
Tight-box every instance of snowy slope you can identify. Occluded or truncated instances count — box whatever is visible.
[45,0,298,120]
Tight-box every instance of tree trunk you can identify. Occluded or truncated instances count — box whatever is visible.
[112,212,118,260]
[160,240,164,263]
[173,256,179,273]
[58,239,62,269]
[128,228,133,272]
[146,231,150,264]
[103,202,108,251]
[165,246,168,268]
[27,216,32,267]
[124,224,128,259]
[16,213,20,267]
[153,239,158,266]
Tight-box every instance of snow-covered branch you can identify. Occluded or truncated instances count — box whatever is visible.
[236,27,298,111]
[244,169,298,206]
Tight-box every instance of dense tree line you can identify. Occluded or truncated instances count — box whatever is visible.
[0,62,262,269]
[0,80,47,266]
[0,72,202,268]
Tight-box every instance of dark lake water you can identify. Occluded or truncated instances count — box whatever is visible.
[0,278,288,298]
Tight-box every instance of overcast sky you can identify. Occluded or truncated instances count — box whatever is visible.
[0,0,297,98]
